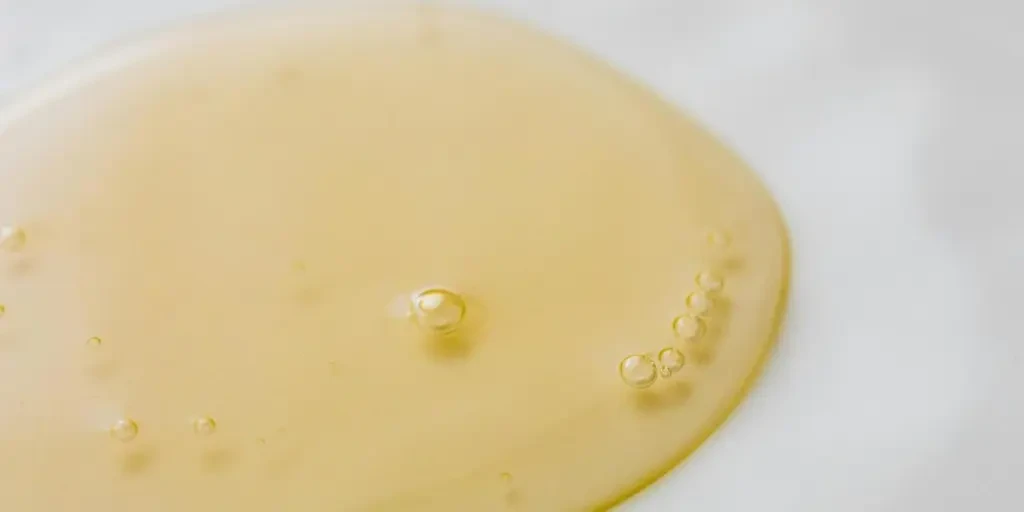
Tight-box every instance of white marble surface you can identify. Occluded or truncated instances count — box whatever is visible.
[2,1,1022,510]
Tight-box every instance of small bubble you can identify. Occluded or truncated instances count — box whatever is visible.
[658,347,685,375]
[193,416,217,436]
[707,230,730,248]
[0,225,26,251]
[695,270,724,292]
[672,314,706,341]
[86,336,102,347]
[110,418,139,442]
[411,288,466,333]
[619,354,658,389]
[686,291,713,316]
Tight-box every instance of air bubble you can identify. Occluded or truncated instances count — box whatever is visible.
[686,291,713,316]
[193,416,217,436]
[110,418,139,442]
[0,225,26,251]
[411,288,466,333]
[695,270,724,292]
[619,354,658,389]
[658,347,685,375]
[672,314,706,341]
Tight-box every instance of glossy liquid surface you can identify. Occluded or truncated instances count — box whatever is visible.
[0,5,788,510]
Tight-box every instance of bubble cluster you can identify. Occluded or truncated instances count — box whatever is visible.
[110,418,139,442]
[618,354,658,389]
[618,235,735,389]
[411,288,466,333]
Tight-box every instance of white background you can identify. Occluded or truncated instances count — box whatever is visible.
[2,1,1022,510]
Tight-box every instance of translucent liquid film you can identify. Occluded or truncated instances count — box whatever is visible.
[0,4,789,511]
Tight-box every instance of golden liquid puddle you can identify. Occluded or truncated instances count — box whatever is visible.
[0,5,788,511]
